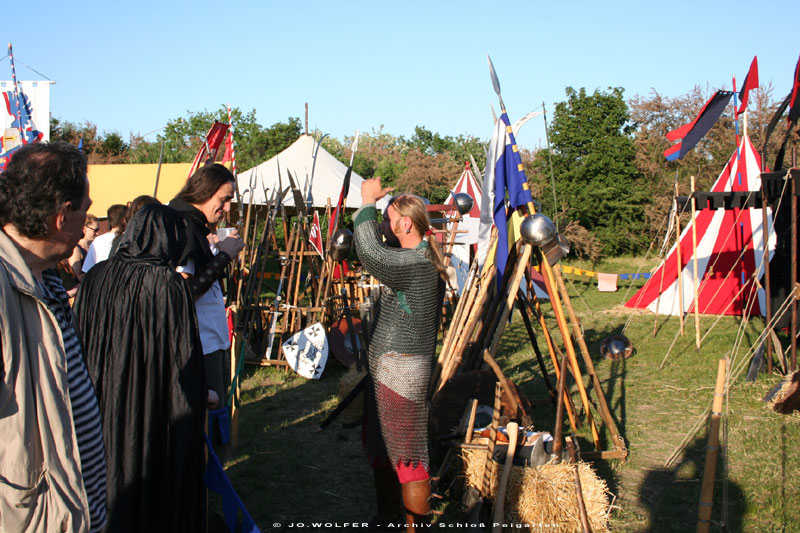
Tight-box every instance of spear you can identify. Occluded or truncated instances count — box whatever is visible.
[153,139,165,198]
[7,43,25,144]
[486,55,602,450]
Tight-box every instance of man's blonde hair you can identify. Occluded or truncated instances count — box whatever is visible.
[388,194,448,280]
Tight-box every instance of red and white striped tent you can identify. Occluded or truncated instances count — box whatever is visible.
[625,134,775,316]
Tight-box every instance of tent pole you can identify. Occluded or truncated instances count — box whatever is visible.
[761,148,774,373]
[792,149,797,372]
[691,176,701,349]
[675,180,685,335]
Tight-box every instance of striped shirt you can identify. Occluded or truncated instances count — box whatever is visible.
[40,270,107,532]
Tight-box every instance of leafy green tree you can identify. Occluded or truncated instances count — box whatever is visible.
[533,86,649,255]
[125,106,301,170]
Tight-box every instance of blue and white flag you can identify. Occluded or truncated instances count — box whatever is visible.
[0,89,43,172]
[477,112,533,290]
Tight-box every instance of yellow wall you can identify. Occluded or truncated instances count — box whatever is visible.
[86,163,192,217]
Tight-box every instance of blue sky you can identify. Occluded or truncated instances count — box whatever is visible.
[4,1,798,151]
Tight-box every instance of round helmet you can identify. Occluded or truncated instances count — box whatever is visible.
[452,192,474,216]
[520,213,557,247]
[330,228,353,261]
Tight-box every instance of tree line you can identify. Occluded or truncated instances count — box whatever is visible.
[50,85,798,261]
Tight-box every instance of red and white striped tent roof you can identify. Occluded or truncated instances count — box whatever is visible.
[625,134,775,316]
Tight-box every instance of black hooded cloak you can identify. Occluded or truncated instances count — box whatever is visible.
[74,204,206,533]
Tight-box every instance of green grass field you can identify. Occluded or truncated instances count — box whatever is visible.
[220,257,800,532]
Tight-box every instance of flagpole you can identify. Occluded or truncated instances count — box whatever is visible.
[226,104,237,178]
[486,56,604,451]
[691,175,701,349]
[541,102,559,231]
[7,44,25,145]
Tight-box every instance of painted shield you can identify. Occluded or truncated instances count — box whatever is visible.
[282,322,329,379]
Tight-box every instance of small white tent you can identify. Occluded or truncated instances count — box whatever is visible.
[237,134,364,208]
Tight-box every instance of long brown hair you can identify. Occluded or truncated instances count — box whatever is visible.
[175,164,235,205]
[388,194,448,281]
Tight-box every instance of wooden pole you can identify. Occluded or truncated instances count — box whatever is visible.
[761,165,774,372]
[691,176,701,349]
[539,259,601,450]
[481,382,504,498]
[791,150,798,372]
[491,421,519,532]
[515,294,557,403]
[552,349,569,463]
[465,398,479,444]
[523,279,579,431]
[676,181,686,335]
[792,160,798,372]
[487,244,533,355]
[553,265,626,453]
[566,437,592,533]
[696,358,728,533]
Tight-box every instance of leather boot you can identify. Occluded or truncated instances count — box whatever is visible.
[401,479,431,531]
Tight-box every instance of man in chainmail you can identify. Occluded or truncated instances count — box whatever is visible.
[353,178,447,531]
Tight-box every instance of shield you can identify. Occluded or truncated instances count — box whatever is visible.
[327,315,364,367]
[282,322,329,379]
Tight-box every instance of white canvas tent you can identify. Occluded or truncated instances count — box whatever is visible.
[237,134,364,208]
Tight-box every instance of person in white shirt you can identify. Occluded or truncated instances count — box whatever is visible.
[81,204,126,273]
[169,165,245,418]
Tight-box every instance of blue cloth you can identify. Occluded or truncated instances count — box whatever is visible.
[208,407,231,445]
[489,112,534,291]
[204,434,260,533]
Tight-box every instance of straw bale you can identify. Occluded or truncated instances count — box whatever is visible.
[461,448,611,532]
[337,366,367,424]
[768,370,800,414]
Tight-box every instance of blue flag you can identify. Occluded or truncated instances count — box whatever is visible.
[664,91,733,161]
[480,112,534,290]
[0,88,44,172]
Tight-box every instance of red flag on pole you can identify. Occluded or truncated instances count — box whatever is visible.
[186,121,229,179]
[789,54,800,125]
[309,210,324,258]
[221,130,233,165]
[736,56,759,116]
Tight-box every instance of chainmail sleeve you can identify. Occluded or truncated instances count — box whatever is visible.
[353,203,445,471]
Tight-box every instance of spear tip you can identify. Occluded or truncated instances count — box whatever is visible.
[486,54,502,98]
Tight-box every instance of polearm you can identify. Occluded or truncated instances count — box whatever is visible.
[153,139,165,198]
[306,133,329,208]
[316,131,360,321]
[226,103,238,177]
[487,55,601,450]
[226,103,246,235]
[7,44,25,144]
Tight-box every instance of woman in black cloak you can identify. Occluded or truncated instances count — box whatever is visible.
[74,203,206,533]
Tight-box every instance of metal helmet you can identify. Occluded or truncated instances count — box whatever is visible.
[452,192,474,216]
[542,233,570,266]
[520,213,557,247]
[600,335,634,360]
[330,228,353,261]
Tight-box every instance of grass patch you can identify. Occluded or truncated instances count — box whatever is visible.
[221,257,800,532]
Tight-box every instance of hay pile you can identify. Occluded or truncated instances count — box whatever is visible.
[337,366,367,425]
[767,370,800,414]
[461,448,612,532]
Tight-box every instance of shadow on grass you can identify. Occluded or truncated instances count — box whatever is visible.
[216,362,375,532]
[635,435,745,532]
